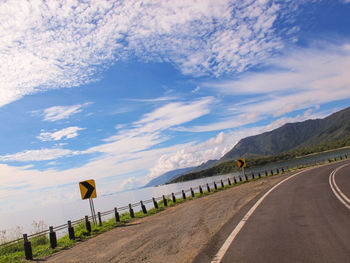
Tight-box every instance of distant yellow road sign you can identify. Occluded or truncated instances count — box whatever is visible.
[237,158,246,168]
[79,179,97,200]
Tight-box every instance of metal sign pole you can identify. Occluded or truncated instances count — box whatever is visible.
[242,167,246,180]
[91,198,97,225]
[89,199,94,224]
[89,198,96,225]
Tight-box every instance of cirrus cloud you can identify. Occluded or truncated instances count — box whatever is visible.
[32,103,92,122]
[37,126,85,142]
[0,148,79,162]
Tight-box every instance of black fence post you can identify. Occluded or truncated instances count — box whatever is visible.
[182,190,186,200]
[140,201,147,214]
[228,178,231,185]
[239,176,242,182]
[49,226,57,249]
[199,185,203,194]
[190,187,195,197]
[258,172,261,179]
[163,195,168,206]
[276,168,279,174]
[114,207,120,222]
[68,220,75,240]
[85,216,91,233]
[244,174,248,181]
[252,173,255,179]
[282,168,284,173]
[153,197,159,209]
[129,204,135,218]
[207,183,211,192]
[265,171,268,176]
[98,212,102,226]
[271,170,274,176]
[172,193,176,203]
[214,182,218,190]
[23,234,33,260]
[221,180,224,188]
[234,177,237,184]
[85,216,91,232]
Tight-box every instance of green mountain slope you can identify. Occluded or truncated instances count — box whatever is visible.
[221,107,350,161]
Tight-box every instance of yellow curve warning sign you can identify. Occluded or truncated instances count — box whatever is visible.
[236,158,246,168]
[79,179,97,200]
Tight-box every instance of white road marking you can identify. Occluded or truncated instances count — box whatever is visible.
[211,170,305,263]
[329,163,350,210]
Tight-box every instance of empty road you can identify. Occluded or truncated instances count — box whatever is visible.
[209,161,350,263]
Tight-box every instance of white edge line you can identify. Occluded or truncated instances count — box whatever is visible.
[211,170,305,263]
[331,164,350,204]
[329,164,350,210]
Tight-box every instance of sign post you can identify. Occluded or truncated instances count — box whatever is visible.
[79,179,97,225]
[236,158,246,180]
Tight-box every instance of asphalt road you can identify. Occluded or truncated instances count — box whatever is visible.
[218,161,350,263]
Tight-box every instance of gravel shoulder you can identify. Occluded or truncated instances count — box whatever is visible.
[44,173,291,263]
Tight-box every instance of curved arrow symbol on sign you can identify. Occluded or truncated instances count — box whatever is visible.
[237,159,246,168]
[81,181,95,199]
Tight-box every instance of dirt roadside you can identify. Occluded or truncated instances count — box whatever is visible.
[43,173,291,263]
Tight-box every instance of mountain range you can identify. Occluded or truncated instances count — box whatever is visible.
[221,106,350,161]
[146,106,350,186]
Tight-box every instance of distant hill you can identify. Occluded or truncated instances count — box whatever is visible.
[144,160,218,187]
[144,167,194,187]
[220,107,350,161]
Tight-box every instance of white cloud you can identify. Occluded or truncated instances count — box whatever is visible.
[87,97,213,156]
[0,0,301,107]
[205,42,350,117]
[174,112,262,132]
[133,97,213,133]
[148,131,235,179]
[0,148,79,162]
[176,42,350,133]
[40,103,91,122]
[37,126,84,141]
[192,86,201,93]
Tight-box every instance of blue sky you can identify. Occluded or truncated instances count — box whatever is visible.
[0,0,350,213]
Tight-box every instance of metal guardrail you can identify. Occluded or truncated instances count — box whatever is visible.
[0,154,347,255]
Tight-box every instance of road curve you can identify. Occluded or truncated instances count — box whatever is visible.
[216,161,350,263]
[44,172,291,263]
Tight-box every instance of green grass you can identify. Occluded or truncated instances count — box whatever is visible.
[0,157,344,262]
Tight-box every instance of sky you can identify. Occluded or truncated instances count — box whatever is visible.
[0,0,350,213]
